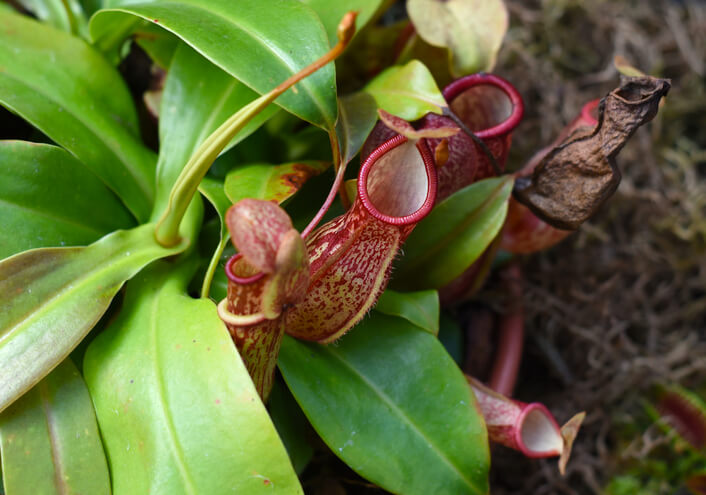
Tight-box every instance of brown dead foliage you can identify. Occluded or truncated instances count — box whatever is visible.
[478,0,706,493]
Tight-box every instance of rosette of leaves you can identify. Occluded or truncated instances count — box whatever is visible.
[0,1,520,493]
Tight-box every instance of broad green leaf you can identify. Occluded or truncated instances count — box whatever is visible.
[268,381,314,475]
[16,0,88,37]
[224,161,330,206]
[90,0,337,129]
[394,176,513,289]
[279,313,489,495]
[0,222,191,414]
[299,0,383,46]
[153,42,278,219]
[0,359,110,495]
[0,11,156,221]
[364,60,447,120]
[0,141,134,260]
[83,261,303,495]
[407,0,508,76]
[335,92,378,165]
[375,289,440,335]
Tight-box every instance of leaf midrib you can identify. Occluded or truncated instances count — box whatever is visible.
[324,347,481,492]
[0,230,164,344]
[111,2,334,127]
[150,289,198,494]
[402,179,511,272]
[0,197,110,238]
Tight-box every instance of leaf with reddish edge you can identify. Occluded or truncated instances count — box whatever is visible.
[83,261,303,494]
[0,219,194,414]
[0,359,110,495]
[224,161,330,206]
[364,60,447,120]
[90,0,337,129]
[375,289,440,335]
[378,109,459,139]
[407,0,508,76]
[279,313,490,495]
[393,176,513,290]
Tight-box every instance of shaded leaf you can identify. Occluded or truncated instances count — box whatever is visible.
[335,92,378,166]
[364,60,447,120]
[407,0,508,76]
[0,11,156,221]
[299,0,383,46]
[153,42,279,219]
[394,176,513,289]
[134,22,180,69]
[268,380,314,475]
[16,0,88,37]
[84,261,303,494]
[90,0,337,129]
[225,161,330,205]
[0,141,135,260]
[375,289,440,335]
[279,313,489,495]
[0,222,191,413]
[0,359,110,495]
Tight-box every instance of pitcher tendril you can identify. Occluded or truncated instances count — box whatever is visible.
[154,11,359,247]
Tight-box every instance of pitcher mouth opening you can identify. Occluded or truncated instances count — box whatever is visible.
[358,134,438,226]
[443,73,524,139]
[225,253,267,285]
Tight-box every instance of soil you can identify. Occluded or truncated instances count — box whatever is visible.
[483,1,706,493]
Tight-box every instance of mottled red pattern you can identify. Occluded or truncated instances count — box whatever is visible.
[284,199,412,342]
[225,258,284,400]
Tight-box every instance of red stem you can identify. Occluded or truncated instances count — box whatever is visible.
[489,263,525,397]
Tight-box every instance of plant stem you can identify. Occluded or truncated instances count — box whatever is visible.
[154,12,359,247]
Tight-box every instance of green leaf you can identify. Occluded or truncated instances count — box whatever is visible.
[153,42,279,219]
[0,11,156,222]
[335,92,378,165]
[364,60,447,120]
[375,289,440,335]
[299,0,383,46]
[268,380,314,475]
[407,0,508,76]
[394,176,513,289]
[83,261,303,494]
[0,359,110,495]
[0,141,135,260]
[16,0,89,37]
[134,22,179,68]
[0,222,191,414]
[198,177,232,299]
[224,161,330,206]
[279,313,489,495]
[90,0,337,129]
